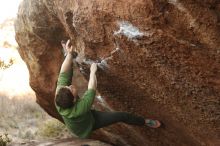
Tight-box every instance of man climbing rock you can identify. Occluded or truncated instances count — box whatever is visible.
[55,40,161,138]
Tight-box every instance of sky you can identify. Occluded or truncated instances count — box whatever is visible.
[0,0,35,99]
[0,0,22,23]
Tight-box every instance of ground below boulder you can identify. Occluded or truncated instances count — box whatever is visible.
[8,138,112,146]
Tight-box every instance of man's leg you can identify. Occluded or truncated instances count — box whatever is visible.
[91,110,145,130]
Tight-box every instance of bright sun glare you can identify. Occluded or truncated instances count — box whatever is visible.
[0,0,35,99]
[0,0,23,23]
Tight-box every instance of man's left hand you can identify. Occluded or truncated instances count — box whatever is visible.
[62,39,78,58]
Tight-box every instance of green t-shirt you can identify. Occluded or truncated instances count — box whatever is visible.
[55,70,96,138]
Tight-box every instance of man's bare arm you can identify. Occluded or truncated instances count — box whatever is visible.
[88,63,97,90]
[60,40,75,73]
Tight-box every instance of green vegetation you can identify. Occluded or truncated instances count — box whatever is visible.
[0,96,71,144]
[0,133,11,146]
[37,119,70,138]
[0,58,14,69]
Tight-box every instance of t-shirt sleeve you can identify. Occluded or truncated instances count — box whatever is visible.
[60,89,96,118]
[57,70,73,86]
[55,70,73,115]
[55,70,73,94]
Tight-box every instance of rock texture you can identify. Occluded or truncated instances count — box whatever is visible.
[15,0,220,146]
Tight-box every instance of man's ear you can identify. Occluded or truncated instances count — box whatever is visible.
[61,40,66,48]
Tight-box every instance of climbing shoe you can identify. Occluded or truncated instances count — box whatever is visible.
[145,119,161,128]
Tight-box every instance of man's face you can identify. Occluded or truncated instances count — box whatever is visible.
[65,85,78,102]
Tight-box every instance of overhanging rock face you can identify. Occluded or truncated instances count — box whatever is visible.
[15,0,220,146]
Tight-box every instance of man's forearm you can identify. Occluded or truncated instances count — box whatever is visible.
[60,53,73,73]
[88,72,97,90]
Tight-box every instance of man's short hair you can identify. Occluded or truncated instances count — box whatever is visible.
[56,87,74,108]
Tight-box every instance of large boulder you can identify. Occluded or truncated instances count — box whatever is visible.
[15,0,220,145]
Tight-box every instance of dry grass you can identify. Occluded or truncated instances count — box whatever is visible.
[37,119,71,138]
[0,94,71,144]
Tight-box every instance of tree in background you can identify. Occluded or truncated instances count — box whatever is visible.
[0,58,14,69]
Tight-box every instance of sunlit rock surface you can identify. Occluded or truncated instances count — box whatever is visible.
[15,0,220,146]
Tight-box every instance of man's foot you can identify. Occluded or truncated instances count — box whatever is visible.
[145,119,161,128]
